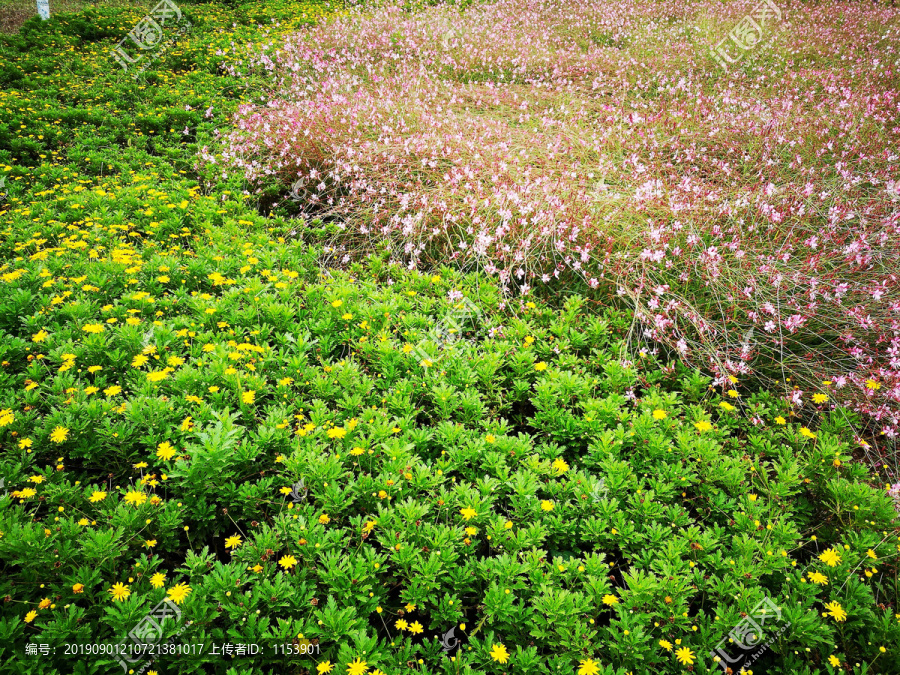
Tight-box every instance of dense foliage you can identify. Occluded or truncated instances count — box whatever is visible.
[220,0,900,444]
[0,2,898,674]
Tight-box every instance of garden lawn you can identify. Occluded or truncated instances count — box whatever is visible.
[0,2,899,675]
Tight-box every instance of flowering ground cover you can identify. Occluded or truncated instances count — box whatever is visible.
[0,1,898,674]
[221,0,900,448]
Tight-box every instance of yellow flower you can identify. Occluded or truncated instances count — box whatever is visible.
[225,535,242,549]
[865,379,880,390]
[540,500,554,512]
[82,323,105,334]
[829,655,841,667]
[144,539,157,548]
[694,420,712,432]
[38,598,51,609]
[775,416,786,425]
[327,428,346,439]
[124,491,147,506]
[50,426,69,443]
[675,647,695,665]
[808,571,828,585]
[577,659,600,675]
[167,583,192,605]
[24,610,38,623]
[602,594,619,606]
[150,573,166,589]
[108,582,130,602]
[824,600,847,622]
[32,330,48,343]
[317,663,334,674]
[156,441,176,461]
[242,390,255,404]
[485,434,496,444]
[489,643,509,664]
[652,409,667,420]
[719,402,735,411]
[460,507,477,521]
[534,361,548,372]
[408,621,423,635]
[659,640,673,651]
[813,393,829,404]
[279,554,298,570]
[799,427,816,439]
[319,514,331,525]
[819,548,842,567]
[346,658,367,675]
[552,458,569,474]
[395,619,409,630]
[727,389,739,398]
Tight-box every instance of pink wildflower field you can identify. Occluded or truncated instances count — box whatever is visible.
[213,0,900,457]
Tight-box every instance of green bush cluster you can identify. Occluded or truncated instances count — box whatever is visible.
[0,2,898,674]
